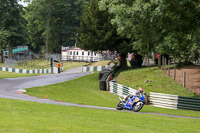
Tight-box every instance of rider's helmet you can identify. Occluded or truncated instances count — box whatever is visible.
[138,88,143,94]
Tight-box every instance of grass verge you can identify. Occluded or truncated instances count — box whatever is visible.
[26,72,118,108]
[0,98,200,133]
[116,67,198,97]
[25,72,200,118]
[62,62,88,71]
[88,60,131,67]
[88,60,111,66]
[0,71,39,78]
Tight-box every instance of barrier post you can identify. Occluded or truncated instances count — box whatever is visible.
[50,57,53,73]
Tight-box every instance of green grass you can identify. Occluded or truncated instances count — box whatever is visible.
[25,72,200,118]
[116,67,198,97]
[62,62,88,71]
[26,72,118,108]
[0,98,200,133]
[16,59,50,70]
[89,60,111,66]
[88,60,131,67]
[0,71,39,78]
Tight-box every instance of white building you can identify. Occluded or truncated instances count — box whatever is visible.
[61,46,102,62]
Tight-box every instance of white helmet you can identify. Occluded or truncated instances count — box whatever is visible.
[138,88,143,94]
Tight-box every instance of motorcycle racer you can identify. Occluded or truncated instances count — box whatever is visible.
[125,88,145,105]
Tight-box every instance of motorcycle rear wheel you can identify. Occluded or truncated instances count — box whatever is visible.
[116,101,123,110]
[132,102,143,112]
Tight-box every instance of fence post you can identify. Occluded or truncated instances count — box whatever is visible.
[174,63,176,80]
[168,59,170,76]
[164,58,167,70]
[162,56,164,69]
[158,55,161,69]
[183,72,186,87]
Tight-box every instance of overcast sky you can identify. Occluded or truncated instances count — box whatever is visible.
[18,1,29,7]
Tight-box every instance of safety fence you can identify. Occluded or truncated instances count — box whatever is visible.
[4,58,51,70]
[108,82,200,111]
[149,92,200,111]
[149,92,178,109]
[0,66,53,74]
[109,81,136,97]
[82,65,110,72]
[178,96,200,111]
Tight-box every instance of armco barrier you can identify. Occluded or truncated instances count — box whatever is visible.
[82,65,112,72]
[109,81,136,97]
[0,66,53,74]
[149,92,178,109]
[177,96,200,111]
[149,92,200,111]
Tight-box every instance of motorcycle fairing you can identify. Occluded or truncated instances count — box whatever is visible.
[123,98,134,110]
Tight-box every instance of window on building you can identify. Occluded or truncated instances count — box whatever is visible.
[70,51,72,55]
[88,52,90,56]
[82,52,84,55]
[77,51,78,55]
[73,51,75,55]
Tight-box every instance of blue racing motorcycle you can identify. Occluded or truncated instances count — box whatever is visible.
[116,95,146,112]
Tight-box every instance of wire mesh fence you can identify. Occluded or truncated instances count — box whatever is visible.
[4,58,50,70]
[45,53,61,61]
[4,59,17,68]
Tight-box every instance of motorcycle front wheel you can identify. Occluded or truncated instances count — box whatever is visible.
[132,102,144,112]
[116,101,123,110]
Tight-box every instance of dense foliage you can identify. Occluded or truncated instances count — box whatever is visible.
[0,0,27,58]
[0,0,199,65]
[78,0,132,68]
[24,0,85,53]
[99,0,200,64]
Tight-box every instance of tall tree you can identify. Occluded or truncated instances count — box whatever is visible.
[99,0,200,64]
[0,29,10,62]
[24,0,85,53]
[155,0,200,64]
[0,0,27,59]
[78,0,132,69]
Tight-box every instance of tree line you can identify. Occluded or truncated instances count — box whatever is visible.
[79,0,200,68]
[0,0,86,60]
[0,0,200,68]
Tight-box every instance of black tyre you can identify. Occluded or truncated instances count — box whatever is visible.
[116,101,123,110]
[132,102,144,112]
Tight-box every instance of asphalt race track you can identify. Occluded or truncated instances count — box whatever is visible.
[0,67,199,120]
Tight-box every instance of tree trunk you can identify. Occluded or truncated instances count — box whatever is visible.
[45,0,51,54]
[8,40,12,59]
[120,53,127,69]
[46,15,50,54]
[0,49,3,63]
